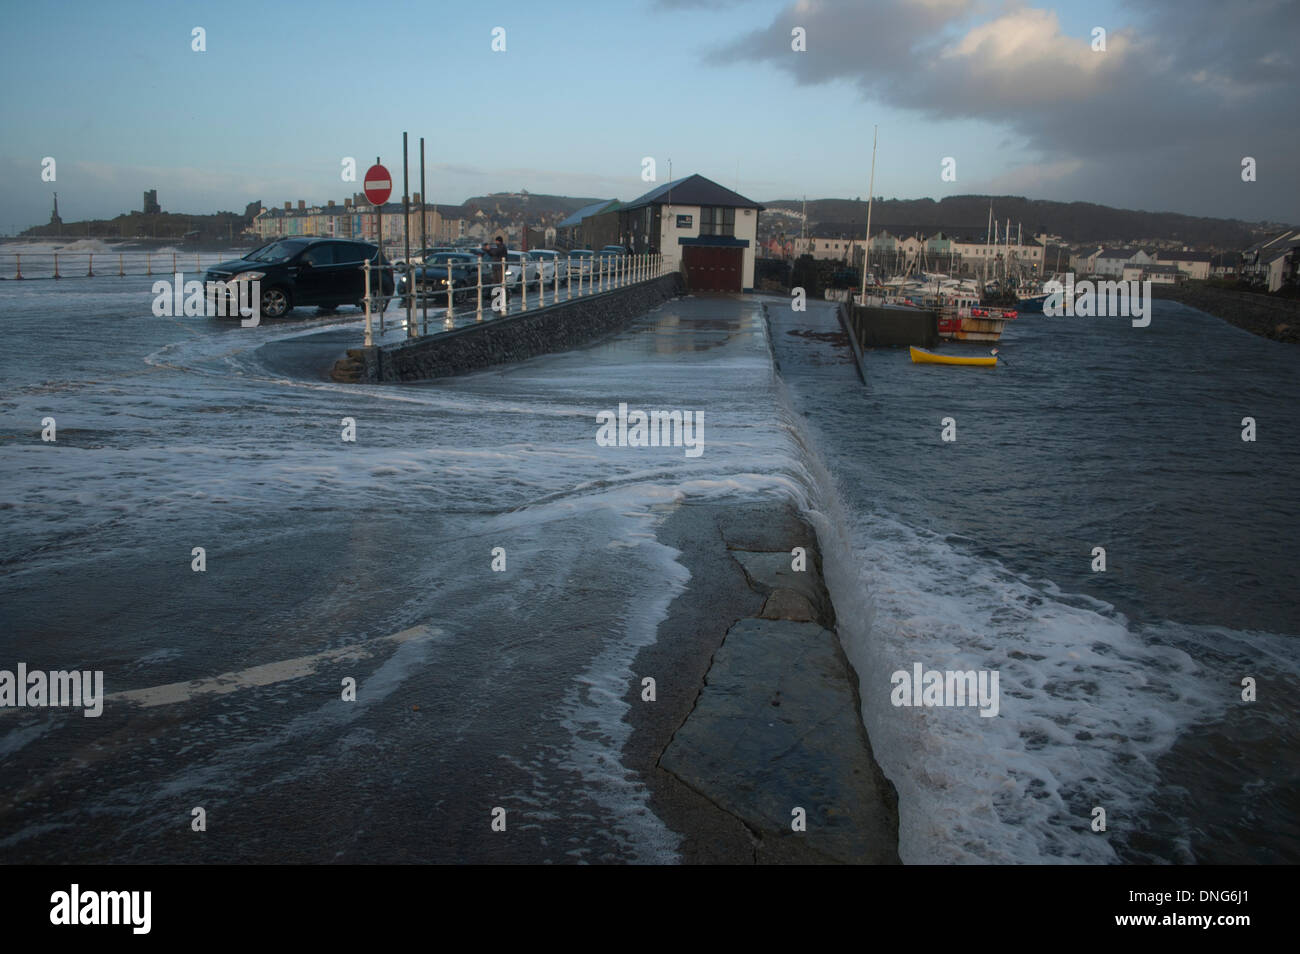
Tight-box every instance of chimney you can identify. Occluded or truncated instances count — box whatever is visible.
[284,202,291,211]
[328,199,335,207]
[298,200,306,211]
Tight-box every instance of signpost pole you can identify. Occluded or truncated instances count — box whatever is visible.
[403,132,414,338]
[420,136,428,335]
[363,158,394,339]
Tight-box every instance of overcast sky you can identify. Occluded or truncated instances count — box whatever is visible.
[1,0,1295,232]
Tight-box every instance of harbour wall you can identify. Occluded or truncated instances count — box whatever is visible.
[845,303,938,349]
[335,273,684,383]
[1151,283,1300,344]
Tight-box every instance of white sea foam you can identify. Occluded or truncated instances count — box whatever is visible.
[781,398,1296,864]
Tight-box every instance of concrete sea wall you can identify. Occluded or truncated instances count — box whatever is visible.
[845,303,938,349]
[336,274,685,382]
[1152,283,1300,344]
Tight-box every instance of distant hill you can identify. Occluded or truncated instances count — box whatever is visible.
[761,195,1290,248]
[22,209,252,242]
[461,192,608,224]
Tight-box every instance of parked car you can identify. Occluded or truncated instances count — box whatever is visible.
[527,249,566,283]
[566,249,595,280]
[594,248,624,274]
[404,246,458,266]
[504,251,540,291]
[397,251,485,303]
[204,238,393,319]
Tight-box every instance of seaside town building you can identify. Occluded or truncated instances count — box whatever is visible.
[557,199,619,249]
[806,229,1043,277]
[1241,228,1300,292]
[1093,247,1156,277]
[254,196,467,246]
[613,174,763,292]
[1122,262,1183,284]
[1155,250,1213,280]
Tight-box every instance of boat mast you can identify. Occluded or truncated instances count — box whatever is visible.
[984,201,992,287]
[860,124,877,301]
[800,194,806,253]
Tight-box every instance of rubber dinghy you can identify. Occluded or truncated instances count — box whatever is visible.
[909,346,997,366]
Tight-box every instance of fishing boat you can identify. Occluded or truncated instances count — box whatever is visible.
[935,291,1018,341]
[909,346,997,367]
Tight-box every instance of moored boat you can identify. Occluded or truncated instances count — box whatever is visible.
[909,346,997,366]
[935,292,1017,342]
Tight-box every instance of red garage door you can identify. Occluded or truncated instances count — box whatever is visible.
[682,246,743,292]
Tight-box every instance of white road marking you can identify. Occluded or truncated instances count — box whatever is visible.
[105,625,437,709]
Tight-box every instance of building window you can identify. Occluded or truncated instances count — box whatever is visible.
[699,206,735,236]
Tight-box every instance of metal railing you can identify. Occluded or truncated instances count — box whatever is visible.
[1,250,245,280]
[369,252,666,346]
[2,247,669,345]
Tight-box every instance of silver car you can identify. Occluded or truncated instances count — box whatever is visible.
[527,249,566,282]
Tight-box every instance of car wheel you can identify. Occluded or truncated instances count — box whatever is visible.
[262,286,292,319]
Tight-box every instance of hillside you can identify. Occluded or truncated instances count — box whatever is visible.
[461,192,608,224]
[761,195,1290,248]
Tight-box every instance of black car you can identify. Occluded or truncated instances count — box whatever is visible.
[205,238,394,319]
[398,252,487,303]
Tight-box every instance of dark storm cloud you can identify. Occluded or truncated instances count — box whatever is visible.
[713,0,1299,221]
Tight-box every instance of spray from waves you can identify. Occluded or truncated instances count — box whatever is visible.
[765,376,1280,864]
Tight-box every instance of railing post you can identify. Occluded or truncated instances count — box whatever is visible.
[119,253,125,277]
[87,254,94,277]
[597,256,603,293]
[538,260,545,308]
[14,254,21,280]
[172,252,177,273]
[476,261,483,321]
[446,262,454,320]
[196,253,200,272]
[53,253,60,279]
[567,257,573,300]
[519,259,527,312]
[363,259,374,347]
[146,252,151,276]
[553,259,559,301]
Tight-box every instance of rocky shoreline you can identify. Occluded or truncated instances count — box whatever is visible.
[626,499,900,864]
[1151,283,1300,343]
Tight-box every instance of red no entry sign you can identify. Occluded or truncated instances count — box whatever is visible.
[363,164,392,205]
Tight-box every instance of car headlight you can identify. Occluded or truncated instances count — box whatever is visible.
[231,271,265,282]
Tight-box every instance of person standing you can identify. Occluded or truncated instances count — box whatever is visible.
[486,235,507,290]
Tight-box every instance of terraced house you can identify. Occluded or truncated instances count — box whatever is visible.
[1241,228,1300,292]
[255,196,467,246]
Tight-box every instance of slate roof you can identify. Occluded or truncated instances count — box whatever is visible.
[620,174,763,212]
[555,200,618,229]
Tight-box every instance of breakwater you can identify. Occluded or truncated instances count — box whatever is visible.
[1151,283,1300,343]
[335,273,684,382]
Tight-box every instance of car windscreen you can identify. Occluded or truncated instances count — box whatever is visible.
[426,254,472,264]
[247,241,308,263]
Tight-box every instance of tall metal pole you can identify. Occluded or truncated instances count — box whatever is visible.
[859,125,877,301]
[403,132,414,338]
[375,155,384,334]
[420,137,428,334]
